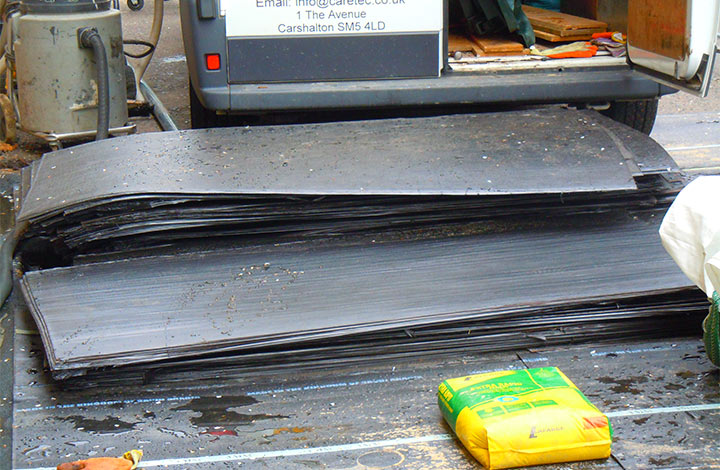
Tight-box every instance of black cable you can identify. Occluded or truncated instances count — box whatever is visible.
[78,28,110,141]
[123,39,155,59]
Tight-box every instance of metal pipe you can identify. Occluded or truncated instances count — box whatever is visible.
[5,11,20,124]
[134,0,163,100]
[78,27,110,140]
[0,8,8,78]
[139,79,178,131]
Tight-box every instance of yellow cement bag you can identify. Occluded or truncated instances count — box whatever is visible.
[438,367,611,469]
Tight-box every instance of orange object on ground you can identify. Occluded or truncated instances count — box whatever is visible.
[57,449,142,470]
[57,457,132,470]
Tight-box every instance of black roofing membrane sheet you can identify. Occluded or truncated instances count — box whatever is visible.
[15,107,691,377]
[20,209,694,374]
[18,108,656,223]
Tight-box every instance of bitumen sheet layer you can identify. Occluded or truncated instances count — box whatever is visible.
[21,208,696,374]
[18,107,661,223]
[15,107,688,377]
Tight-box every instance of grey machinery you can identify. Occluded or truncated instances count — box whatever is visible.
[0,0,139,148]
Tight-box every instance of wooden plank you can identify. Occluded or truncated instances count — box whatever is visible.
[533,24,606,37]
[449,34,526,57]
[471,35,525,53]
[534,29,595,42]
[474,50,529,57]
[448,33,482,55]
[522,5,607,35]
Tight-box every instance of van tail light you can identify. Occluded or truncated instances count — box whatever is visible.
[205,54,221,71]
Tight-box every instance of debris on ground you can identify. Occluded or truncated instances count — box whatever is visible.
[0,143,17,153]
[56,449,142,470]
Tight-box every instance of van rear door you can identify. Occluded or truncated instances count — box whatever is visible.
[627,0,720,96]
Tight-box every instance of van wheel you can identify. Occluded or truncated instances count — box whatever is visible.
[601,99,658,135]
[189,84,227,129]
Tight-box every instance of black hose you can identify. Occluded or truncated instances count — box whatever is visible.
[78,27,110,141]
[123,39,155,59]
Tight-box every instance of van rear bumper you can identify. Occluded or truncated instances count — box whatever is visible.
[194,67,671,113]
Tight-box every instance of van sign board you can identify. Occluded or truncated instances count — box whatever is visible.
[222,0,443,38]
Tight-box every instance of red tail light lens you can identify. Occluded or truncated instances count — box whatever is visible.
[205,54,221,71]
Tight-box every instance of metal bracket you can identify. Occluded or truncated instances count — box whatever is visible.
[27,124,137,151]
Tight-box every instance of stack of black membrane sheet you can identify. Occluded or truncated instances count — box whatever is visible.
[67,290,706,386]
[15,108,700,378]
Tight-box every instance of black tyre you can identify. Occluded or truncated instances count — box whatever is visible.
[127,0,144,11]
[601,99,659,135]
[125,62,137,100]
[189,84,229,129]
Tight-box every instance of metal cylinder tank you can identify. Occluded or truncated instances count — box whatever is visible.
[20,0,113,13]
[13,8,127,135]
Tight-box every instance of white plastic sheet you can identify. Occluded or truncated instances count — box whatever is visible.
[660,176,720,296]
